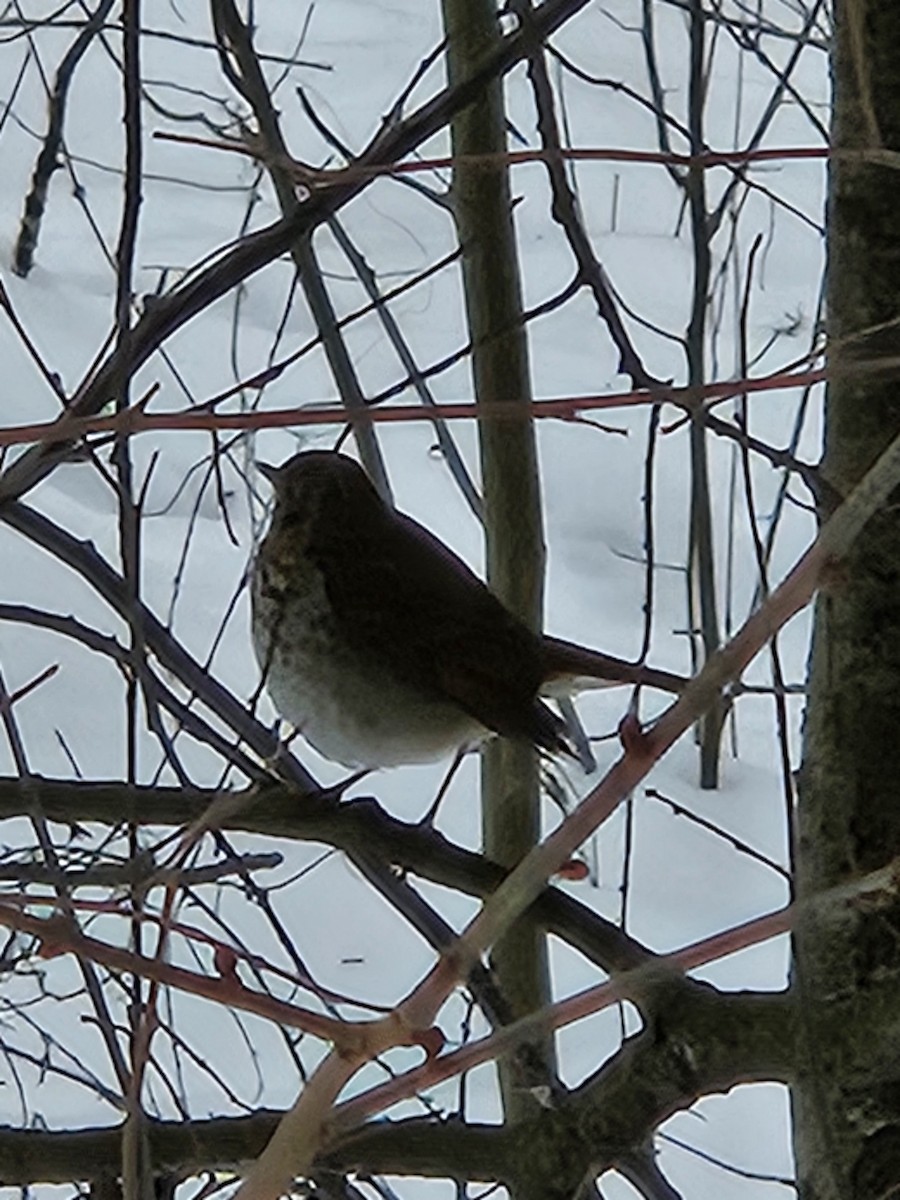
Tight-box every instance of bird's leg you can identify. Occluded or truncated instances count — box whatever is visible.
[418,747,470,827]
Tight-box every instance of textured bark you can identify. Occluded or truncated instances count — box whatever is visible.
[792,3,900,1195]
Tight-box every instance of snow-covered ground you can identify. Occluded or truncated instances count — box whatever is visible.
[0,2,828,1195]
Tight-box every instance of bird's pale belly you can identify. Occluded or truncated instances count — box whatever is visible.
[264,652,484,767]
[252,558,484,768]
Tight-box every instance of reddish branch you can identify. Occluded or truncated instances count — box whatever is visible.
[0,365,828,447]
[0,899,427,1060]
[333,853,897,1129]
[155,128,829,180]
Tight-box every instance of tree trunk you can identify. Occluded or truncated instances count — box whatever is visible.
[792,3,900,1195]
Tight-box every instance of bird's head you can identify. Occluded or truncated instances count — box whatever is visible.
[259,451,384,528]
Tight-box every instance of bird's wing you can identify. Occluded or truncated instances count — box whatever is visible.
[309,509,561,747]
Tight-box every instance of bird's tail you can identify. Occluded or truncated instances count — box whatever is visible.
[540,636,687,696]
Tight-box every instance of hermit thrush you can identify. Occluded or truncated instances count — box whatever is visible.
[251,451,684,768]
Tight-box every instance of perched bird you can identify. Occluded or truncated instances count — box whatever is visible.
[251,451,684,768]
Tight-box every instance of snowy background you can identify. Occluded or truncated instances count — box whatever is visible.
[0,1,829,1196]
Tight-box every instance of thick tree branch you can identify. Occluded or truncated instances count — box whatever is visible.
[0,983,792,1186]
